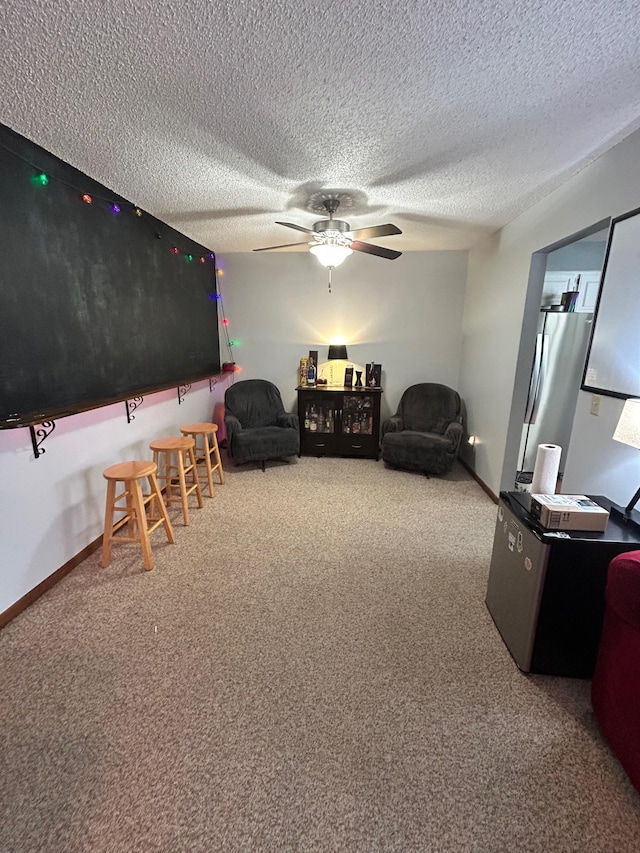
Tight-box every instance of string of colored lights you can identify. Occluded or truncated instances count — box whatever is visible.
[2,136,241,378]
[213,267,239,375]
[0,139,217,264]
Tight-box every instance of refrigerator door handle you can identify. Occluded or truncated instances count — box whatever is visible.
[524,333,549,424]
[530,334,549,424]
[523,338,540,423]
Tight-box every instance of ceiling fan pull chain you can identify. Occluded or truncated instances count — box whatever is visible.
[328,267,332,294]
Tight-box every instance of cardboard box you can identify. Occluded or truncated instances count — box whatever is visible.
[530,494,609,532]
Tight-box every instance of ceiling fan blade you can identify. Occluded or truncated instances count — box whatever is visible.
[348,223,402,240]
[275,221,314,234]
[351,241,402,260]
[253,241,311,252]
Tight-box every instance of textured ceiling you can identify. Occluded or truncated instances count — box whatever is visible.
[2,0,640,254]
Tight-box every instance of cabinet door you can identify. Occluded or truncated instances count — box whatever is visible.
[299,392,339,455]
[342,394,376,436]
[339,394,378,457]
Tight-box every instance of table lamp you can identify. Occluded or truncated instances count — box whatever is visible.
[327,344,348,361]
[325,344,349,386]
[612,398,640,520]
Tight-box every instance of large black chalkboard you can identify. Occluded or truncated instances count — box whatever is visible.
[0,123,220,427]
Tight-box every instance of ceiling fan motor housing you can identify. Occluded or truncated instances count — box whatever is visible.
[313,218,351,235]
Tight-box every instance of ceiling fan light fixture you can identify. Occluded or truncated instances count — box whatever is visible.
[309,244,353,268]
[254,197,402,272]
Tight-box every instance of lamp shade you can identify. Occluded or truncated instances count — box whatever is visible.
[612,398,640,520]
[328,344,348,360]
[309,244,352,268]
[613,399,640,449]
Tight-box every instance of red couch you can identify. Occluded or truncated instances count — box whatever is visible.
[591,549,640,793]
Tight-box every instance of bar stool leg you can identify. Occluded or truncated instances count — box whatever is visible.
[189,445,204,507]
[202,434,215,497]
[176,448,190,525]
[162,451,173,506]
[150,450,160,519]
[212,432,225,485]
[149,470,175,544]
[125,479,137,539]
[102,479,117,568]
[151,449,172,520]
[131,476,154,571]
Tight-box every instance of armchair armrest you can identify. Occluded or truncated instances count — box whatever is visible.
[224,414,243,445]
[381,415,403,437]
[277,412,299,430]
[444,419,463,454]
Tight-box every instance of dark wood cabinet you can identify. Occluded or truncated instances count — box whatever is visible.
[296,386,383,459]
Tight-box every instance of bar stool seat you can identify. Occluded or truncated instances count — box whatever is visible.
[180,422,225,497]
[102,460,174,571]
[149,436,203,525]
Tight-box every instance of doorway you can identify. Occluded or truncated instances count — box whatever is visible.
[501,219,610,494]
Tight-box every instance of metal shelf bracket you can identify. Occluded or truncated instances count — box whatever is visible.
[29,421,56,459]
[125,396,144,423]
[178,384,192,404]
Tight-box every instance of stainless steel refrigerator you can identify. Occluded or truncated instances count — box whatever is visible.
[517,310,593,482]
[485,491,640,677]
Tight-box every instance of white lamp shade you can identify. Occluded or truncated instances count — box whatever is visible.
[613,398,640,449]
[309,244,352,268]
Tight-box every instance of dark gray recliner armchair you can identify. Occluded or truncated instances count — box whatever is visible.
[224,379,300,471]
[381,383,464,476]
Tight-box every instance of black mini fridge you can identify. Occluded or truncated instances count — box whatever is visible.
[485,491,640,677]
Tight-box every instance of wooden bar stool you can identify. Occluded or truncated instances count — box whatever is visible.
[102,460,174,571]
[149,436,203,525]
[180,422,225,497]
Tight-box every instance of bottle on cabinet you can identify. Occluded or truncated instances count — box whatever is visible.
[306,358,316,386]
[299,357,308,387]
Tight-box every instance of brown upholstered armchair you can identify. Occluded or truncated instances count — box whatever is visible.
[381,383,464,475]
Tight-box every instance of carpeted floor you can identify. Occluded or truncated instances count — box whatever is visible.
[1,456,639,852]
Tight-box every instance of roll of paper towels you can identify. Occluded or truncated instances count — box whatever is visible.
[531,444,562,495]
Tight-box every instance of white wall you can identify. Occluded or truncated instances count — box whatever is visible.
[460,125,640,504]
[217,250,468,422]
[0,380,230,616]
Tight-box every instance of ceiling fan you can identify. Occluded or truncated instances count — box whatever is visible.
[253,198,403,271]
